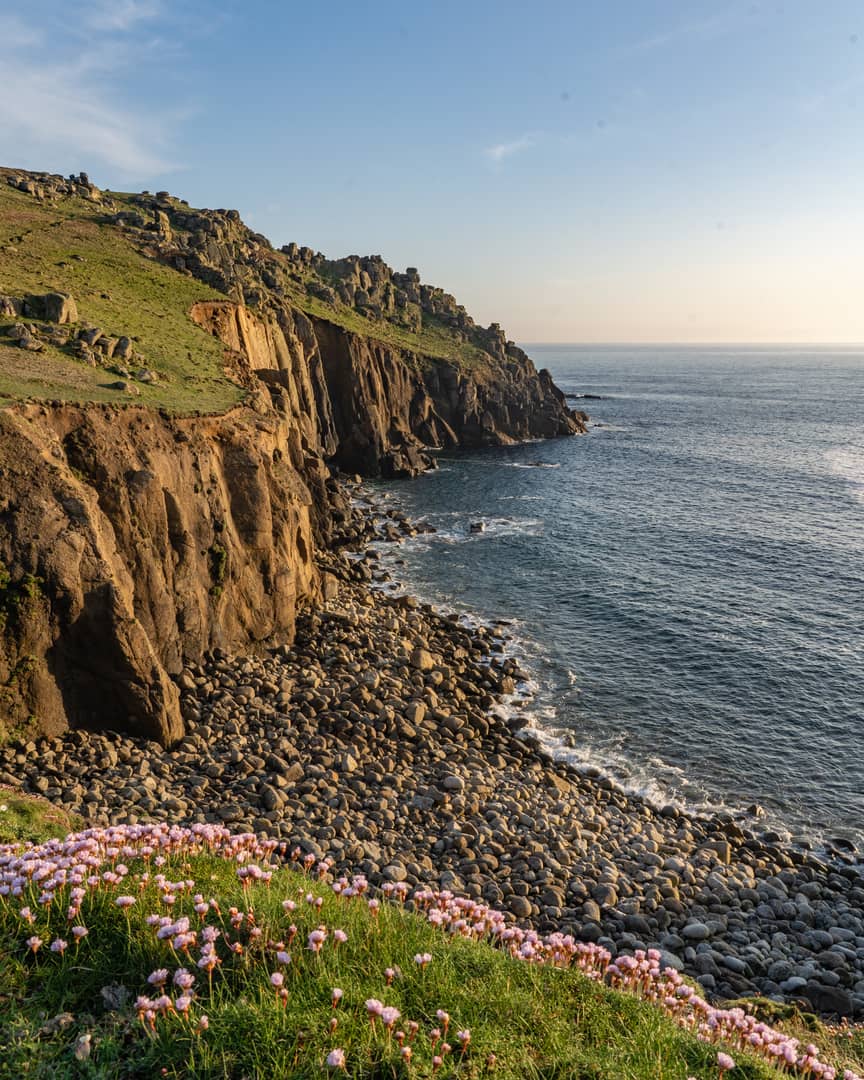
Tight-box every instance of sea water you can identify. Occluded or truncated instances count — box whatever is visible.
[372,346,864,853]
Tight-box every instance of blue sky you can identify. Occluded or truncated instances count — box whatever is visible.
[2,1,862,342]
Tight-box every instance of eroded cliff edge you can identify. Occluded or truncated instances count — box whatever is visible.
[0,167,586,746]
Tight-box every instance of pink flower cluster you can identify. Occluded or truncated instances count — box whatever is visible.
[406,889,863,1080]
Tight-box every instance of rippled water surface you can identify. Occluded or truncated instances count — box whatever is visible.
[374,346,864,851]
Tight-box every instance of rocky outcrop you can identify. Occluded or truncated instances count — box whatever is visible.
[0,390,321,746]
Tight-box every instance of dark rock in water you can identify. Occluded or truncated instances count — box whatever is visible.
[469,521,485,534]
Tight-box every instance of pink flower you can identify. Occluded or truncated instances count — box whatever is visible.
[270,972,284,988]
[718,1052,735,1075]
[366,998,384,1020]
[72,926,88,941]
[175,994,192,1014]
[333,929,348,945]
[307,929,326,953]
[148,969,169,987]
[50,938,67,954]
[401,1047,412,1063]
[414,952,432,967]
[276,950,291,965]
[381,1006,401,1029]
[457,1029,471,1046]
[173,968,195,990]
[115,895,136,909]
[326,1048,346,1070]
[197,1015,209,1032]
[331,988,343,1007]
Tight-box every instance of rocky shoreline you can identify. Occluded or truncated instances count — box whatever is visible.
[3,488,864,1020]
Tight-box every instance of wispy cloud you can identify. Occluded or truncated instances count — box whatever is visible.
[621,10,749,55]
[485,134,536,163]
[0,2,181,179]
[83,0,160,32]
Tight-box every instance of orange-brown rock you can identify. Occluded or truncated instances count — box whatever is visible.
[0,391,319,746]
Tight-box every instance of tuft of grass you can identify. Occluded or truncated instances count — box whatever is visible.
[0,787,78,845]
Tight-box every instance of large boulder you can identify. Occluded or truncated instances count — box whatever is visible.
[24,292,79,324]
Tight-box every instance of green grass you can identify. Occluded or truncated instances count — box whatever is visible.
[0,788,78,845]
[0,179,242,413]
[292,288,492,373]
[5,826,858,1080]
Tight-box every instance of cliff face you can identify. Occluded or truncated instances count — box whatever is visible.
[0,388,322,746]
[0,168,586,746]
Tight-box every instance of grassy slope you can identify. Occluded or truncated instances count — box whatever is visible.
[0,174,497,413]
[0,787,78,845]
[0,182,241,413]
[3,805,863,1079]
[294,290,492,373]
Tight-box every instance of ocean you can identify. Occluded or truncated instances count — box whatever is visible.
[371,346,864,854]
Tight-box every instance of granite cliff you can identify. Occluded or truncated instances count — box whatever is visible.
[0,167,586,746]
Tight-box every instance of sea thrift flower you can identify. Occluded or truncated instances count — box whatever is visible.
[384,967,396,984]
[175,994,192,1014]
[401,1047,412,1063]
[270,972,284,989]
[173,968,195,990]
[276,950,291,965]
[72,926,88,941]
[326,1048,346,1070]
[148,969,169,988]
[457,1029,471,1047]
[436,1010,450,1034]
[366,998,384,1022]
[333,929,348,946]
[414,952,432,968]
[115,895,136,909]
[197,1015,209,1032]
[50,938,67,955]
[308,929,327,953]
[717,1052,735,1076]
[381,1006,401,1030]
[331,988,343,1007]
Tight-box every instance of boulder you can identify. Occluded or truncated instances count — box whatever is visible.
[0,295,22,317]
[24,292,78,324]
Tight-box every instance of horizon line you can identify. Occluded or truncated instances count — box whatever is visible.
[519,340,864,348]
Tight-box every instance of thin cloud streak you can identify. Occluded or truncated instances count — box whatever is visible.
[83,0,160,32]
[620,10,749,55]
[485,134,535,162]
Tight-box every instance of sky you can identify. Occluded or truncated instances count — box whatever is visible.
[1,0,862,344]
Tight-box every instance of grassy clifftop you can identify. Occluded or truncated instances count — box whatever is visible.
[0,168,529,412]
[0,176,240,412]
